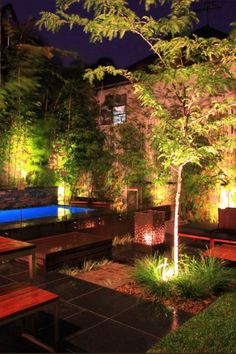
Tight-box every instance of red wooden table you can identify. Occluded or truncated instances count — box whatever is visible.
[203,244,236,262]
[0,236,36,282]
[0,283,59,352]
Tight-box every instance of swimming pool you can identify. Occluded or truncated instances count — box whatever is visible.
[0,205,94,224]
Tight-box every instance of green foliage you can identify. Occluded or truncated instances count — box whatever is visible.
[113,122,149,185]
[59,258,112,275]
[132,255,173,297]
[181,164,221,222]
[42,63,108,196]
[173,255,235,299]
[40,0,236,224]
[39,0,197,43]
[0,10,107,192]
[26,119,56,186]
[132,254,235,299]
[148,292,236,353]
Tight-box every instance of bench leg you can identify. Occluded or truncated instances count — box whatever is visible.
[54,301,59,350]
[21,301,59,353]
[29,250,37,283]
[22,332,56,353]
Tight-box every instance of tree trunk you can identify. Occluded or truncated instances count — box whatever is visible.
[173,164,183,275]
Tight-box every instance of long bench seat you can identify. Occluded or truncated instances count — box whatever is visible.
[22,232,113,271]
[179,208,236,249]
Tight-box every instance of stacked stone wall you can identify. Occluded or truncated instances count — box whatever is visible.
[0,187,57,209]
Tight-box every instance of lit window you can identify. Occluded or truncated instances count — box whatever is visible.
[113,105,126,125]
[103,94,127,125]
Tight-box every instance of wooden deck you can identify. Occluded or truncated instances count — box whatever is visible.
[203,244,236,262]
[23,232,112,271]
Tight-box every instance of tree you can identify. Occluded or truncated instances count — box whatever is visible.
[0,4,105,194]
[39,0,236,274]
[46,63,107,197]
[0,6,44,185]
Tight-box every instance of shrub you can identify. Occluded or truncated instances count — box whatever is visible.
[132,254,235,300]
[174,254,235,299]
[132,255,173,297]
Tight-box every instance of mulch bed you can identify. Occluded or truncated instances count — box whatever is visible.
[115,281,218,314]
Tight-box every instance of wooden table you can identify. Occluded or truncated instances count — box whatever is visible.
[0,236,36,282]
[203,244,236,262]
[0,283,59,352]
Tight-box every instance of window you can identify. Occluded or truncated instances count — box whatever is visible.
[113,105,126,125]
[100,107,112,125]
[103,94,127,125]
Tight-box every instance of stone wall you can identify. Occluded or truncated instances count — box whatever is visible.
[0,187,58,209]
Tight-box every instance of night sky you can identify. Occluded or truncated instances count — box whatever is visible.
[2,0,236,67]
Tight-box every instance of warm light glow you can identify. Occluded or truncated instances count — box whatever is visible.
[156,258,175,282]
[134,210,165,246]
[219,188,236,209]
[58,185,65,204]
[143,232,153,246]
[21,169,27,179]
[162,266,175,281]
[84,221,96,228]
[57,207,71,220]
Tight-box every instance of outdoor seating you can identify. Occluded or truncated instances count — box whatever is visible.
[0,283,59,352]
[24,231,113,271]
[179,207,236,249]
[203,244,236,262]
[179,208,236,262]
[0,236,60,352]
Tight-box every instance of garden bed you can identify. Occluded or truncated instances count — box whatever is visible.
[64,258,220,315]
[115,280,218,314]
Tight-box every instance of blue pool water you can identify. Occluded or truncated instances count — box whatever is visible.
[0,205,94,223]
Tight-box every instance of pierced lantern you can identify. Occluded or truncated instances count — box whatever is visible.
[134,210,166,251]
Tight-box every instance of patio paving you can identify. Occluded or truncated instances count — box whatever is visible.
[75,262,133,288]
[0,260,192,353]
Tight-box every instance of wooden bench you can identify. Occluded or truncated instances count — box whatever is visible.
[179,208,236,249]
[203,244,236,262]
[179,231,236,249]
[21,232,113,271]
[0,283,59,352]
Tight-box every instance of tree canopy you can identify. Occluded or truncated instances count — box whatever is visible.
[39,0,236,274]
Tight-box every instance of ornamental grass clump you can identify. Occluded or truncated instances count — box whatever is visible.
[132,255,173,297]
[173,255,235,299]
[132,254,235,300]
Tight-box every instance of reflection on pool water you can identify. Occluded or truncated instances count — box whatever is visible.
[0,204,94,223]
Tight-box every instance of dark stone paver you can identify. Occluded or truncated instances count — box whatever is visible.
[42,299,84,320]
[65,318,158,353]
[65,309,107,329]
[7,269,68,284]
[0,261,28,276]
[0,260,192,353]
[113,299,192,337]
[41,277,101,300]
[71,286,141,317]
[0,322,42,353]
[38,309,107,348]
[0,275,14,287]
